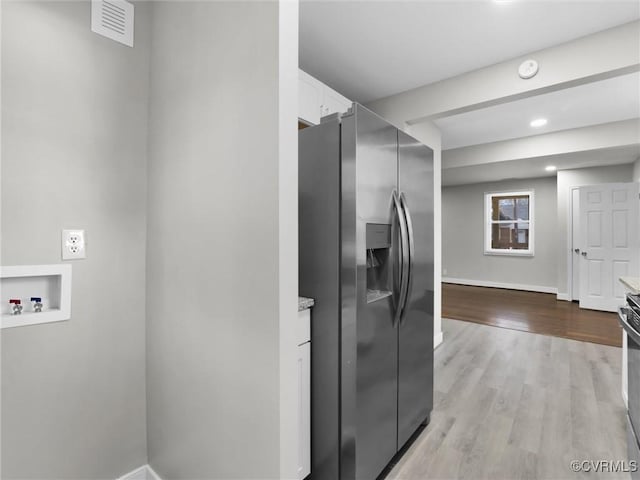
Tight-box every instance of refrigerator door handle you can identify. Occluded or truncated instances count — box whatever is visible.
[393,190,410,327]
[399,192,414,324]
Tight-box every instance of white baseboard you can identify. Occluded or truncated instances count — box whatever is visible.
[434,331,443,349]
[556,293,570,301]
[117,466,146,480]
[147,465,162,480]
[442,277,557,295]
[117,465,162,480]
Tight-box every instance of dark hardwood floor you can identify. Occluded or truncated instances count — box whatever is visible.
[442,283,623,347]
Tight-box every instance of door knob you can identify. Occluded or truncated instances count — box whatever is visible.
[574,248,580,254]
[581,251,588,257]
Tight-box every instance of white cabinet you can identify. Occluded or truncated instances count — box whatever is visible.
[299,69,351,126]
[623,329,628,407]
[621,278,640,407]
[299,70,323,125]
[296,308,311,480]
[321,85,351,118]
[297,342,311,479]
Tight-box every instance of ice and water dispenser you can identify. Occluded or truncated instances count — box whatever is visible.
[366,223,393,303]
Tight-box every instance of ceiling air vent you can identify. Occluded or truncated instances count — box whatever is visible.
[91,0,134,47]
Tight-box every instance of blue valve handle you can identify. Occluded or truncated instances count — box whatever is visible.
[30,297,42,302]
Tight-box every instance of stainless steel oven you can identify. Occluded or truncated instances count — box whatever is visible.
[620,294,640,479]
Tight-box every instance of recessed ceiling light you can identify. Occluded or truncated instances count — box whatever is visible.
[545,165,557,172]
[530,118,548,128]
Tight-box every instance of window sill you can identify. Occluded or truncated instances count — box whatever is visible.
[484,250,534,257]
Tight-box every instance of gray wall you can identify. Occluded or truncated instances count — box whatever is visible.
[406,122,444,344]
[442,177,558,290]
[145,2,286,478]
[556,163,635,296]
[1,1,150,478]
[634,157,640,182]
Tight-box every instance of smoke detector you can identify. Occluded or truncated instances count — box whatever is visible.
[91,0,134,47]
[518,59,539,79]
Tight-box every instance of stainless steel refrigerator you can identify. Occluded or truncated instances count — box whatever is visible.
[299,104,434,480]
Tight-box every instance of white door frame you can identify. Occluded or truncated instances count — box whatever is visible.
[567,186,581,302]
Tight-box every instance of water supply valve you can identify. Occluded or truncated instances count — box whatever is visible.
[9,299,23,315]
[31,297,43,313]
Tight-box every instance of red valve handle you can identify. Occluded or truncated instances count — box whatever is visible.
[9,299,21,304]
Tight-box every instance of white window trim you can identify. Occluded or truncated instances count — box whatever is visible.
[484,190,535,256]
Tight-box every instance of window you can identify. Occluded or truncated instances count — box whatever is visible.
[484,191,534,256]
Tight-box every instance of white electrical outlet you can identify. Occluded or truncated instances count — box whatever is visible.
[62,229,86,260]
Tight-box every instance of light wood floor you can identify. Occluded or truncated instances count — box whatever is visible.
[443,284,623,347]
[387,318,629,480]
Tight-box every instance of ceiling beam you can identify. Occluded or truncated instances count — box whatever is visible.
[367,21,640,126]
[443,119,640,169]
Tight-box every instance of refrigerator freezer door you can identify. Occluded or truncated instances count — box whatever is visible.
[397,130,435,449]
[348,105,400,480]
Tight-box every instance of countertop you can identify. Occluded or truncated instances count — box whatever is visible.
[620,277,640,295]
[298,296,315,311]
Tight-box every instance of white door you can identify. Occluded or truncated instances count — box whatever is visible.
[579,183,639,312]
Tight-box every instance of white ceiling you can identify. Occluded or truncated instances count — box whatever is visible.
[299,1,640,103]
[435,72,640,149]
[301,1,640,186]
[442,145,640,186]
